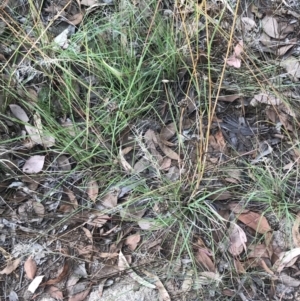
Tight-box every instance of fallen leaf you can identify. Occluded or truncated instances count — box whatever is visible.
[68,13,83,26]
[228,223,247,256]
[85,213,109,228]
[24,256,37,280]
[57,155,71,171]
[181,269,193,293]
[292,213,300,248]
[241,17,257,31]
[28,275,44,293]
[248,244,269,258]
[25,124,55,147]
[279,273,300,287]
[141,269,171,301]
[262,16,279,38]
[33,201,45,217]
[137,219,161,230]
[234,258,246,274]
[86,179,98,202]
[54,27,69,48]
[250,93,281,106]
[277,39,297,56]
[119,147,133,172]
[157,141,180,160]
[48,286,63,300]
[226,55,241,68]
[227,202,249,214]
[82,227,93,244]
[63,187,78,209]
[159,157,171,171]
[22,155,45,174]
[274,248,300,273]
[0,258,21,275]
[195,248,216,272]
[125,233,141,251]
[133,158,149,173]
[9,104,29,122]
[160,122,177,141]
[118,251,156,288]
[280,57,300,81]
[68,286,91,301]
[101,191,118,208]
[41,260,70,286]
[237,211,271,234]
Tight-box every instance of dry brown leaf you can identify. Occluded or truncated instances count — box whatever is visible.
[133,158,149,173]
[277,39,297,56]
[292,213,300,248]
[141,269,171,301]
[274,248,300,273]
[158,142,180,160]
[63,187,78,209]
[181,269,193,293]
[118,251,156,288]
[280,57,300,81]
[226,56,241,68]
[125,233,141,251]
[243,258,274,274]
[9,104,29,122]
[25,113,56,147]
[262,16,279,38]
[86,213,109,228]
[159,157,171,171]
[195,249,216,272]
[86,179,98,202]
[101,192,118,208]
[82,227,93,244]
[68,13,83,25]
[248,244,269,258]
[160,122,176,141]
[226,41,243,68]
[119,147,133,172]
[234,258,246,274]
[227,202,249,214]
[23,155,45,174]
[237,211,271,234]
[228,223,247,256]
[48,286,63,300]
[41,260,70,286]
[24,256,37,280]
[57,155,71,171]
[68,286,91,301]
[138,219,161,230]
[0,258,21,275]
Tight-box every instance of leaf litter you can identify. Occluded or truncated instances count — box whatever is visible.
[1,0,300,300]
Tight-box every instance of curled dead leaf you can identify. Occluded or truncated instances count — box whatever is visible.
[22,155,45,174]
[0,258,21,275]
[125,233,141,251]
[24,256,37,280]
[228,223,247,256]
[237,211,271,234]
[86,179,98,202]
[48,286,63,300]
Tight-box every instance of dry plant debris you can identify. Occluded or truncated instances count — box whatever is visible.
[1,0,300,300]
